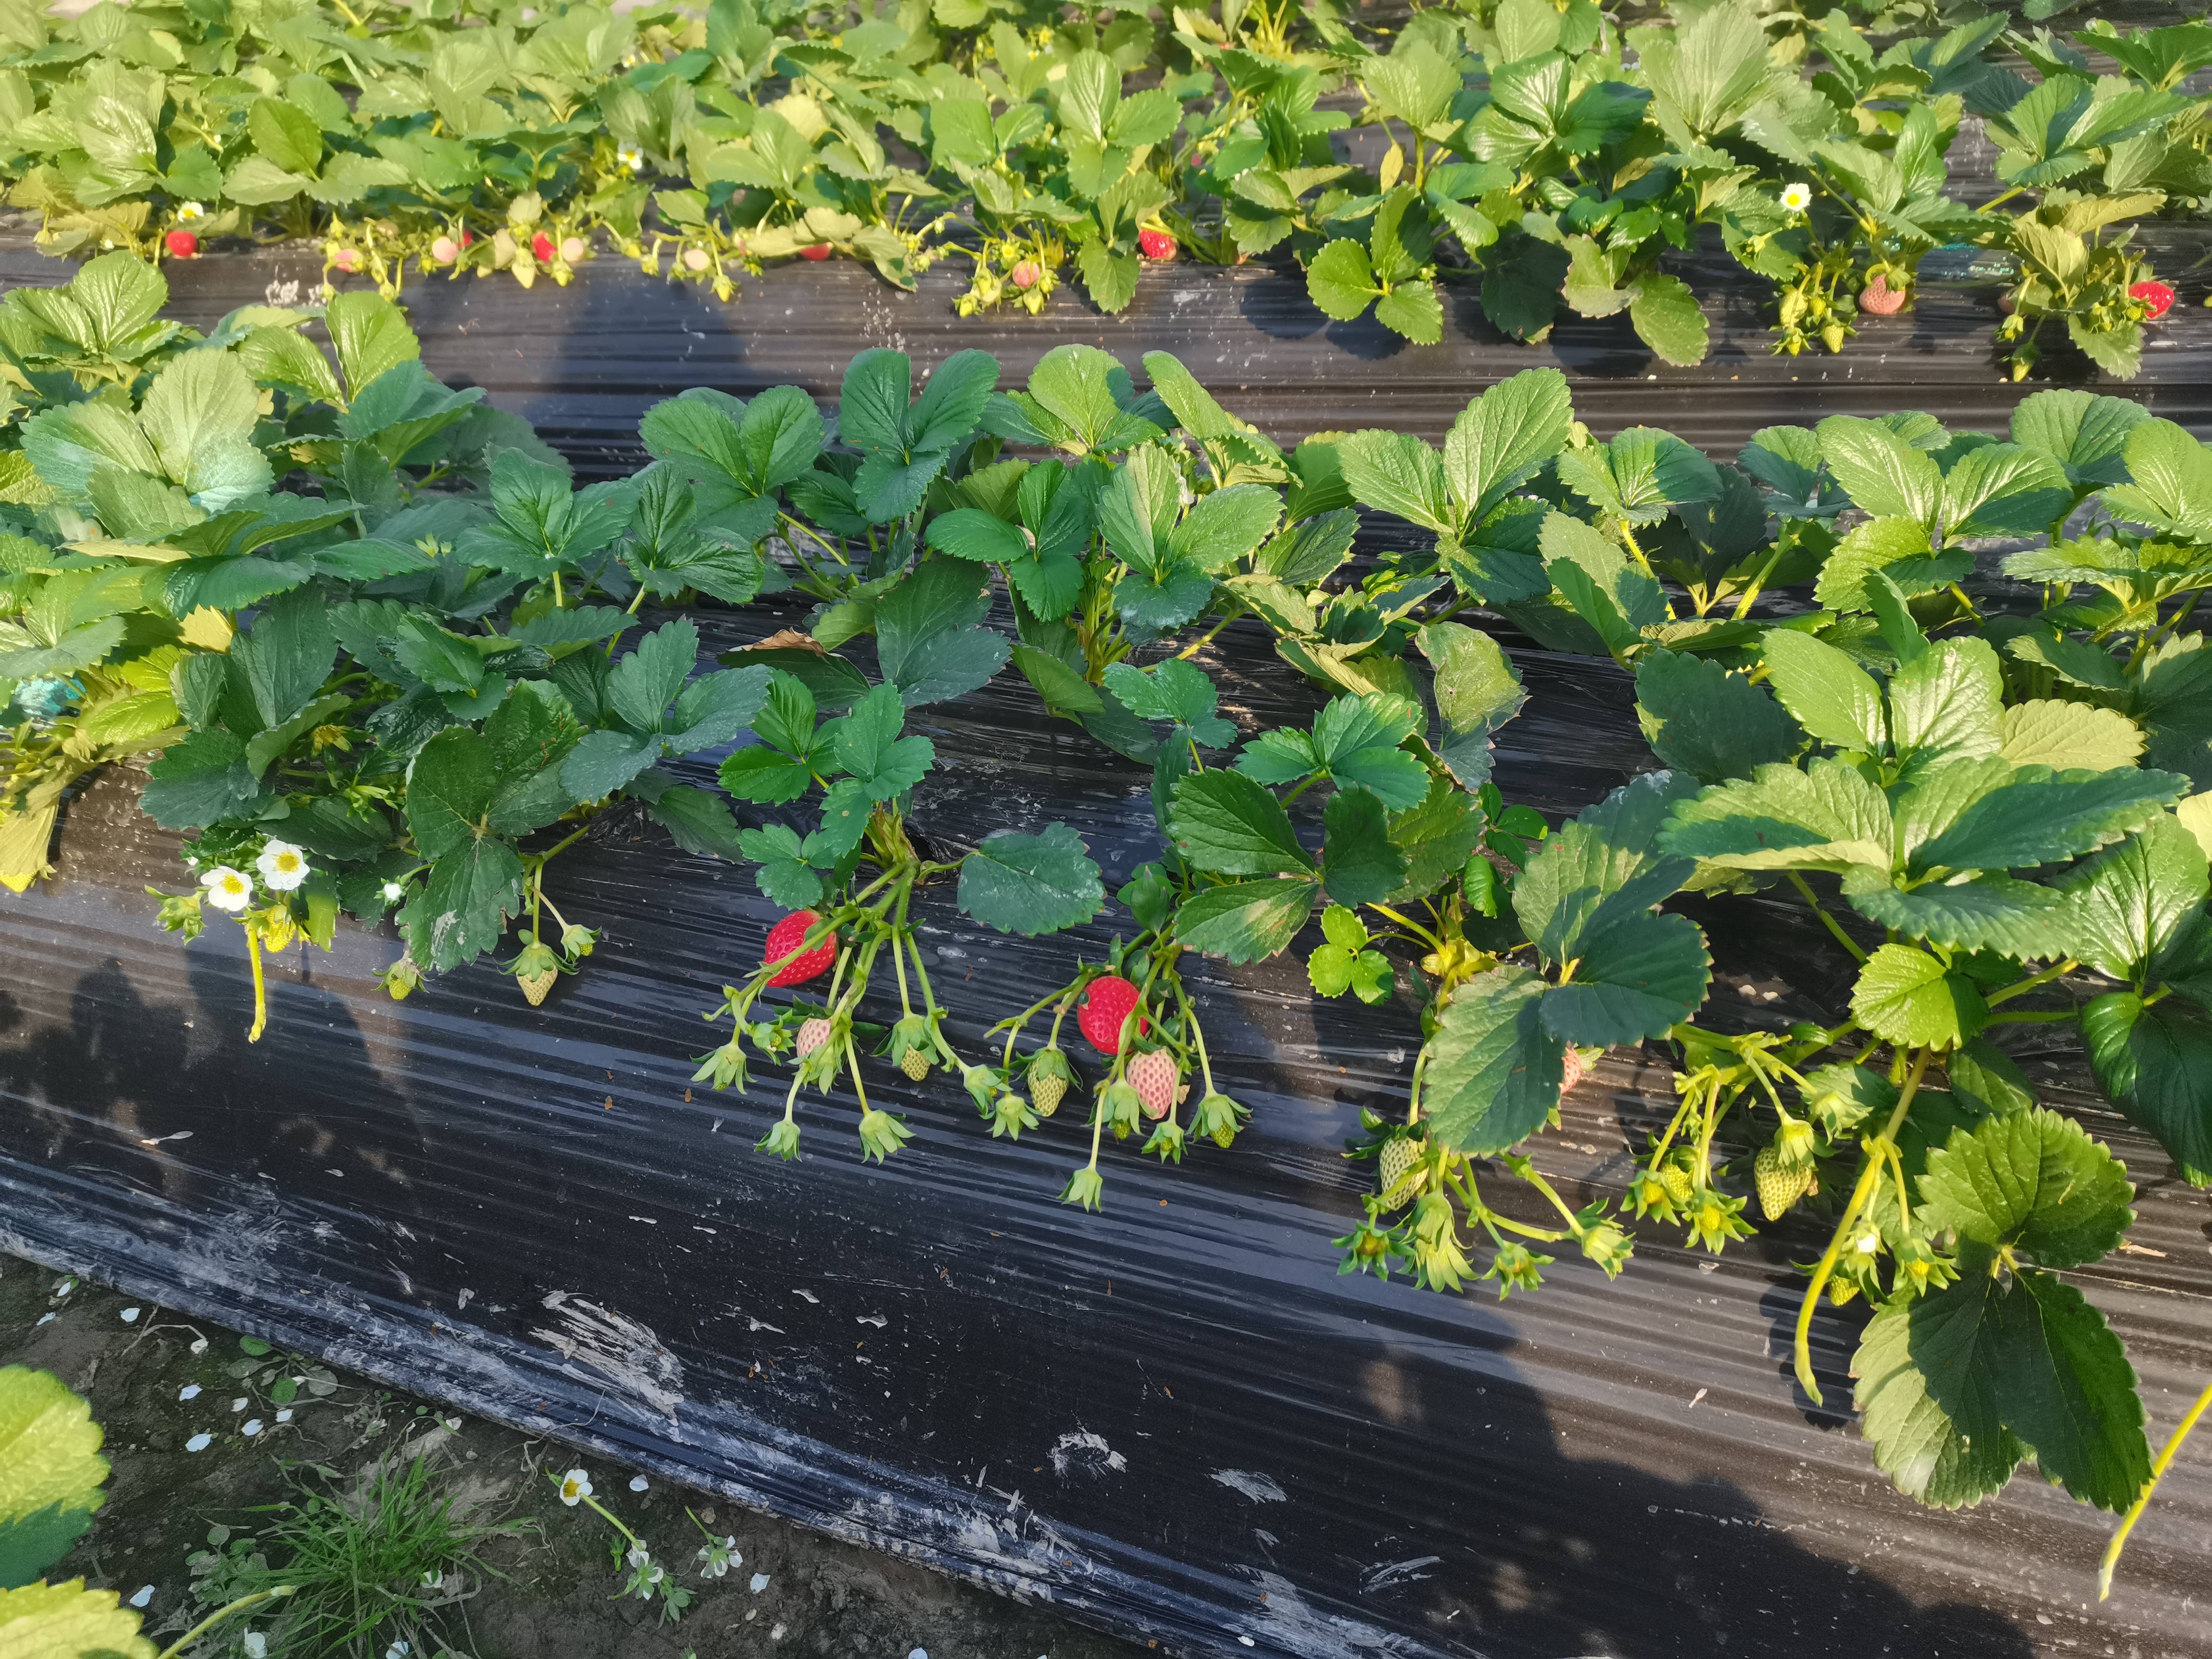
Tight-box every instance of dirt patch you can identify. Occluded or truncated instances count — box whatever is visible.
[3,1255,1150,1658]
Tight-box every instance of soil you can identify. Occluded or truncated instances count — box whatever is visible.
[3,1255,1149,1659]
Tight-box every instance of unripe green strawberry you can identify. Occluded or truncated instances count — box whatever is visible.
[1753,1144,1813,1219]
[796,1017,832,1058]
[1658,1164,1694,1207]
[1027,1046,1072,1117]
[901,1047,931,1081]
[1031,1071,1066,1116]
[1127,1050,1178,1119]
[1377,1136,1421,1206]
[515,939,560,1006]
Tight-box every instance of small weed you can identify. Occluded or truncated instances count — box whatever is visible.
[187,1448,533,1658]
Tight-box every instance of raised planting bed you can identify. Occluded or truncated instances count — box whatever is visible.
[2,598,2210,1659]
[6,229,2212,477]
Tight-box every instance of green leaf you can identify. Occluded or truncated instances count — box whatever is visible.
[1889,638,2003,768]
[0,1368,108,1589]
[1169,769,1314,877]
[1306,239,1380,321]
[1634,650,1798,783]
[1173,484,1282,573]
[1555,428,1719,527]
[2009,389,2146,491]
[141,728,257,828]
[1542,909,1710,1046]
[0,1580,155,1659]
[1938,442,2071,539]
[1422,964,1563,1156]
[1627,273,1709,367]
[1101,660,1234,746]
[1985,1272,2149,1511]
[1850,943,1987,1049]
[2000,700,2143,772]
[2100,418,2212,540]
[1441,369,1573,524]
[1374,280,1443,345]
[1855,1274,2026,1510]
[1340,430,1455,535]
[1076,240,1140,314]
[2056,813,2209,982]
[607,617,700,732]
[401,836,525,971]
[1814,516,1944,613]
[957,824,1105,936]
[639,783,747,861]
[1760,630,1885,753]
[1174,876,1321,962]
[1385,774,1486,902]
[1321,787,1408,906]
[2082,990,2212,1186]
[325,291,421,398]
[826,683,933,801]
[250,95,323,175]
[1012,642,1105,717]
[1914,767,2188,876]
[1310,693,1429,810]
[1842,872,2073,958]
[228,590,335,731]
[1816,415,1941,525]
[1513,770,1699,964]
[924,507,1030,564]
[877,559,1010,706]
[1918,1108,2135,1269]
[1661,757,1893,871]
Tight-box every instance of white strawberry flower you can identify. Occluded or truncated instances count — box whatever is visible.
[176,200,207,221]
[256,840,310,890]
[1779,181,1812,215]
[559,1467,593,1505]
[202,866,253,911]
[618,144,645,173]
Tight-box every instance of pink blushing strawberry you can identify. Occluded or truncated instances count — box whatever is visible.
[1858,274,1907,315]
[431,235,461,264]
[763,910,836,987]
[800,243,831,260]
[1077,975,1148,1055]
[560,235,586,263]
[1011,260,1041,289]
[1127,1050,1178,1120]
[795,1017,832,1058]
[2132,279,2175,322]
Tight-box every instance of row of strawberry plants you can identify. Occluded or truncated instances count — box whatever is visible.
[2,0,2208,377]
[4,252,2212,1563]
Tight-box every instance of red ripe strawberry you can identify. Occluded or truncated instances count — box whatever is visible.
[1011,260,1040,289]
[164,229,198,259]
[764,910,836,987]
[460,228,475,247]
[1137,228,1177,261]
[1077,975,1147,1055]
[799,243,831,260]
[1127,1050,1178,1119]
[2131,279,2176,322]
[530,231,555,263]
[1858,274,1907,316]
